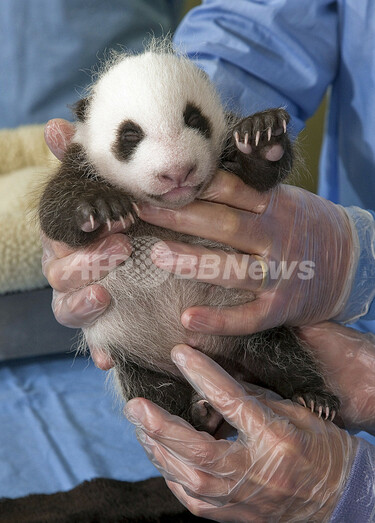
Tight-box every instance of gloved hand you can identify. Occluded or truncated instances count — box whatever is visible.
[136,169,357,335]
[299,322,375,434]
[125,344,358,522]
[41,229,131,368]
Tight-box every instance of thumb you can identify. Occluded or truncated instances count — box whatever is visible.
[44,118,75,160]
[181,298,279,335]
[298,321,364,364]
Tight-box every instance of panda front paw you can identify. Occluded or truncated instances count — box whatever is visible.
[233,108,289,160]
[229,108,293,192]
[76,191,134,235]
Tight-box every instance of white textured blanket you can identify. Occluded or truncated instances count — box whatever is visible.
[0,125,59,294]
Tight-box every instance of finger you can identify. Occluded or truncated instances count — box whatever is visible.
[44,119,75,160]
[126,397,229,458]
[44,234,132,292]
[298,322,368,383]
[129,402,249,497]
[166,481,216,518]
[125,397,247,480]
[135,429,234,497]
[52,285,111,328]
[172,346,327,442]
[134,200,270,254]
[298,322,368,361]
[151,241,266,292]
[41,232,76,262]
[166,481,248,522]
[301,322,375,382]
[181,297,279,335]
[240,383,327,433]
[200,169,271,213]
[90,346,114,370]
[41,218,132,263]
[171,345,280,436]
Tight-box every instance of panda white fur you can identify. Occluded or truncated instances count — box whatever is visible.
[39,42,339,432]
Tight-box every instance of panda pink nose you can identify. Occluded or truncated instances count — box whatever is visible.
[158,164,196,185]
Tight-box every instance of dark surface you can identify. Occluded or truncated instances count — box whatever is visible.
[0,476,209,523]
[0,287,79,361]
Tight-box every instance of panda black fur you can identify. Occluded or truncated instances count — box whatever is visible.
[39,42,340,433]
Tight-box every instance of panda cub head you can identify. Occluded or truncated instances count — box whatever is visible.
[73,48,227,208]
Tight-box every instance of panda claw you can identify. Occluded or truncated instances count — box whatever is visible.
[294,392,340,422]
[267,127,272,141]
[90,214,95,231]
[106,218,112,231]
[120,216,127,228]
[234,134,252,154]
[128,212,135,225]
[283,119,287,134]
[255,130,260,147]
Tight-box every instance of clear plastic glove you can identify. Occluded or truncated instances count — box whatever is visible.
[299,322,375,434]
[41,230,131,368]
[125,344,358,522]
[135,169,357,335]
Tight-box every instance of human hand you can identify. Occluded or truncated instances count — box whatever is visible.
[42,119,132,369]
[299,322,375,435]
[126,345,357,522]
[135,170,356,335]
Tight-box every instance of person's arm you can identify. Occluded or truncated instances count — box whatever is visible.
[125,342,375,522]
[175,0,339,133]
[173,0,375,325]
[334,207,375,323]
[330,439,375,523]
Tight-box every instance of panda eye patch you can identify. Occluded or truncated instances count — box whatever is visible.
[112,120,145,161]
[183,103,211,138]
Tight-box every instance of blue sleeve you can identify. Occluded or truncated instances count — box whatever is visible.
[175,0,339,135]
[175,1,375,323]
[335,208,375,323]
[330,438,375,522]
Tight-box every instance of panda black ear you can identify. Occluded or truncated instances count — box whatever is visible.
[70,97,90,122]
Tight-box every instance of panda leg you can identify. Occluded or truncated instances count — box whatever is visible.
[240,327,341,421]
[114,357,224,434]
[39,144,134,247]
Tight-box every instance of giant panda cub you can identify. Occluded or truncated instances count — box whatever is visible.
[39,42,340,433]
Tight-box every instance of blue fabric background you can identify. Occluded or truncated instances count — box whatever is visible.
[0,353,159,499]
[0,0,183,128]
